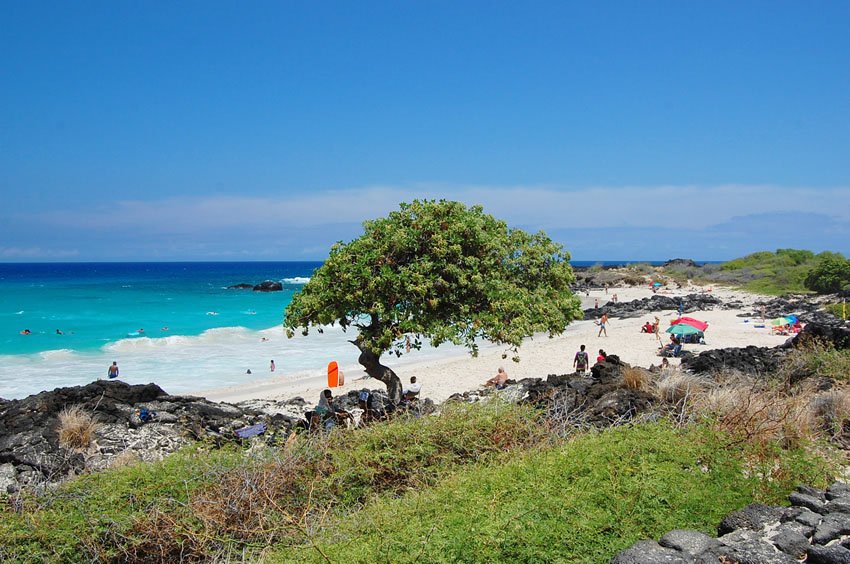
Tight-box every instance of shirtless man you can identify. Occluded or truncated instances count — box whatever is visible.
[484,367,509,388]
[108,361,119,379]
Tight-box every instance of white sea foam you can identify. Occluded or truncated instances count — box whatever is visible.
[282,277,311,284]
[38,349,77,360]
[0,322,476,400]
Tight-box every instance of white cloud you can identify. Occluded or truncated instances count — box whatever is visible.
[0,247,80,258]
[22,184,850,234]
[4,184,848,261]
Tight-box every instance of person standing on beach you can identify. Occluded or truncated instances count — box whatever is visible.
[270,360,275,372]
[573,345,589,375]
[108,361,119,379]
[597,313,608,337]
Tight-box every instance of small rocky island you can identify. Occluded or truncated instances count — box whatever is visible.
[227,280,283,292]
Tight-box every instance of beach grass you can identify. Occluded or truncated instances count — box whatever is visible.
[269,420,835,563]
[2,399,836,563]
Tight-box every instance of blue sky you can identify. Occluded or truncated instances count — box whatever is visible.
[2,1,849,262]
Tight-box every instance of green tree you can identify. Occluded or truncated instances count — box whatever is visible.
[805,254,850,294]
[284,200,583,403]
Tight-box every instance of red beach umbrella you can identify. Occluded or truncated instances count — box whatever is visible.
[670,316,709,332]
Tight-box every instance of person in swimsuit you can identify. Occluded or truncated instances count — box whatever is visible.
[108,361,119,379]
[597,313,608,337]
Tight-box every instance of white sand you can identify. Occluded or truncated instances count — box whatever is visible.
[199,284,789,406]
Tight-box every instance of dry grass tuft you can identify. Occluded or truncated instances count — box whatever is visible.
[808,389,850,435]
[623,367,652,391]
[656,372,706,405]
[57,405,100,451]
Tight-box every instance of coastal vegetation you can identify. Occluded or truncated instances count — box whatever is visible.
[1,398,837,563]
[658,249,850,296]
[284,199,583,402]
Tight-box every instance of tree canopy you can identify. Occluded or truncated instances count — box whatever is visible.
[805,253,850,294]
[284,200,582,401]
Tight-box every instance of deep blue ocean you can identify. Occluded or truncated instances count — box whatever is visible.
[0,260,662,399]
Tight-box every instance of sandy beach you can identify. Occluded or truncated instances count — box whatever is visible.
[199,283,791,407]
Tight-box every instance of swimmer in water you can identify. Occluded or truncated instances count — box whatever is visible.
[20,329,32,335]
[161,326,169,331]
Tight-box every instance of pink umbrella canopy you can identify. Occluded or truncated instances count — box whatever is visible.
[670,317,709,332]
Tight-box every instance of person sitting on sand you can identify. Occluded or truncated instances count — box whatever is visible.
[316,389,354,428]
[660,334,681,356]
[357,390,381,427]
[641,321,653,333]
[402,376,422,401]
[484,367,509,389]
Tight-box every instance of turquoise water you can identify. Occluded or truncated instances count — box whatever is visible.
[0,260,668,400]
[0,262,317,355]
[0,262,374,399]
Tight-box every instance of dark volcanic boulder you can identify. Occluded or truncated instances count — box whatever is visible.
[790,322,850,351]
[681,346,787,375]
[227,283,254,289]
[585,294,723,320]
[0,381,285,492]
[253,280,283,292]
[663,258,698,268]
[613,482,850,563]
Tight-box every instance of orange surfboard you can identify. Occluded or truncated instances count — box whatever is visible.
[328,361,339,388]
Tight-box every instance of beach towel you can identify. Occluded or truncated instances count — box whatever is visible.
[234,423,267,439]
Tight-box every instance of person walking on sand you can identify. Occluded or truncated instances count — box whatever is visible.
[108,361,119,379]
[597,313,608,337]
[573,345,589,375]
[270,360,276,372]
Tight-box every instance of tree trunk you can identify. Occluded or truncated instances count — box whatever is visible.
[354,344,402,405]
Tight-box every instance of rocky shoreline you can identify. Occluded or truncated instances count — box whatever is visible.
[613,482,850,563]
[3,289,850,562]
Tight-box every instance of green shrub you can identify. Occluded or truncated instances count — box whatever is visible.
[825,302,848,319]
[805,254,850,294]
[271,421,836,563]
